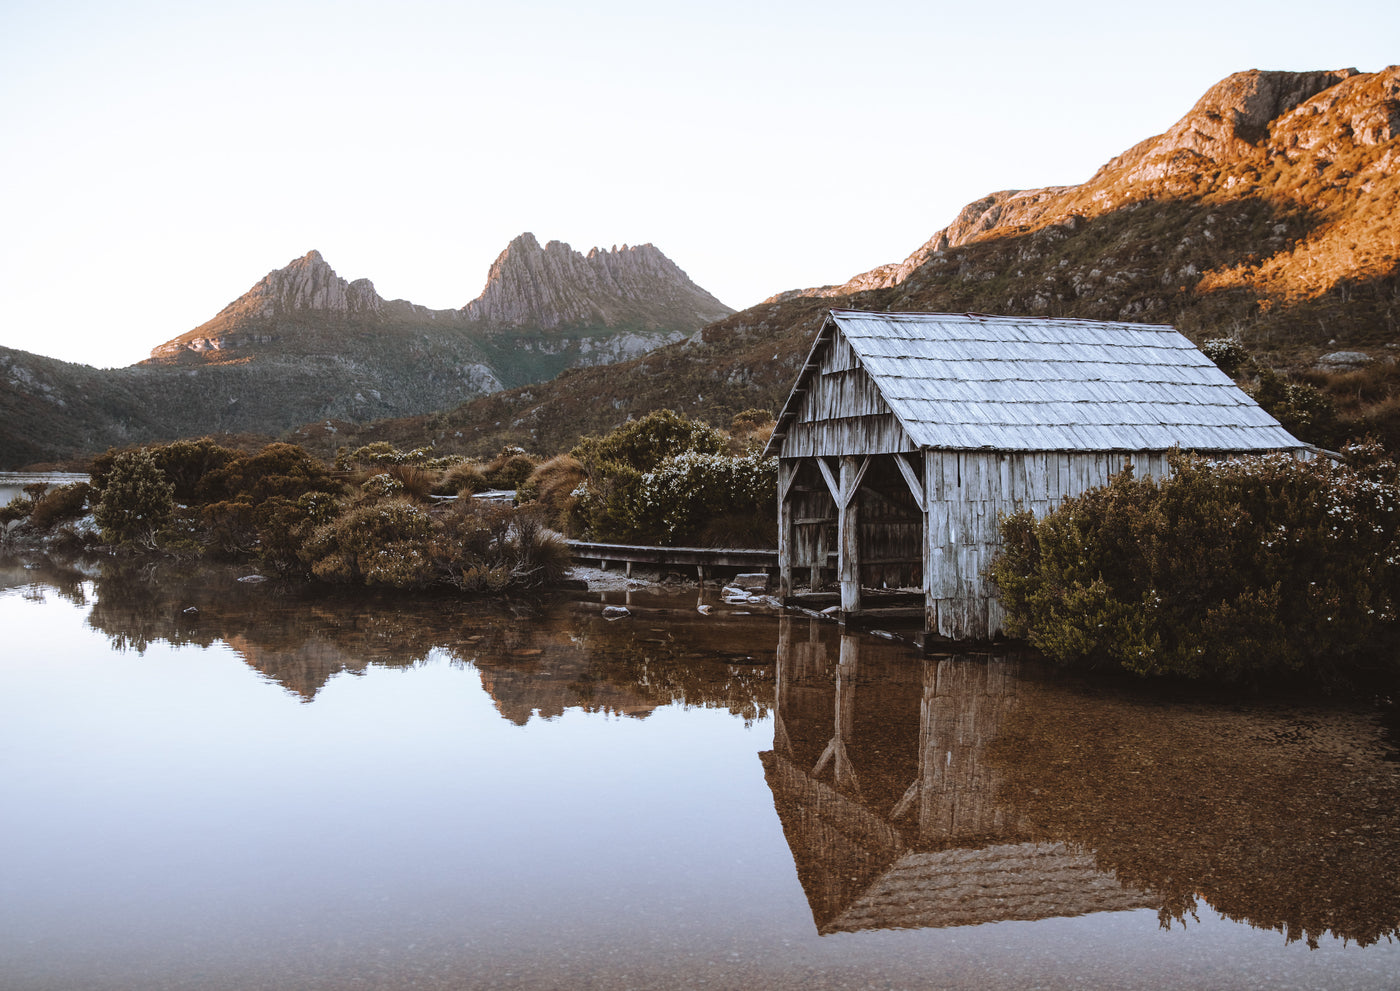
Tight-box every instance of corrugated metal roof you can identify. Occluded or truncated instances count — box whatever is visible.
[769,310,1307,454]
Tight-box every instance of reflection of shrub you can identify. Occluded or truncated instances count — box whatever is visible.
[95,450,176,547]
[990,447,1400,684]
[28,482,91,530]
[1,496,34,525]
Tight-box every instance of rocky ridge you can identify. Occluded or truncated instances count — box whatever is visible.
[463,233,733,330]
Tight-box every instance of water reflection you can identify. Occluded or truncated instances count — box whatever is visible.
[4,552,1399,991]
[764,618,1400,946]
[24,553,775,720]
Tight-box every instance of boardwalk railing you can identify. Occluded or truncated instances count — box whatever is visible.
[566,541,777,580]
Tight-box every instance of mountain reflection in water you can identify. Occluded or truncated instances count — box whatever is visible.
[766,617,1400,946]
[3,553,1399,991]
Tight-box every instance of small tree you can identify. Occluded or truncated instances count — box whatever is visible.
[94,449,175,548]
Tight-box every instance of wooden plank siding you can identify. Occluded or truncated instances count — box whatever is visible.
[783,329,918,459]
[923,449,1174,640]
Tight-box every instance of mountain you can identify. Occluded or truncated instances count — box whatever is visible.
[147,235,732,381]
[0,236,731,468]
[321,66,1400,458]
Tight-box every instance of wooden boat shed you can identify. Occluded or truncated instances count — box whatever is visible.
[763,309,1310,641]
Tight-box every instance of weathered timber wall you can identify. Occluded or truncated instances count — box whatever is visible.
[925,449,1173,640]
[784,330,917,458]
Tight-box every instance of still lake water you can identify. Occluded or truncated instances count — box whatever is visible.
[2,555,1398,990]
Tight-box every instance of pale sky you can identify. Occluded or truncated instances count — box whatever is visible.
[2,0,1396,368]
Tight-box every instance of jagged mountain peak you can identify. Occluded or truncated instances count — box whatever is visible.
[462,233,732,330]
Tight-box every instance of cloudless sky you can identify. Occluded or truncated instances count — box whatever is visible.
[1,0,1396,368]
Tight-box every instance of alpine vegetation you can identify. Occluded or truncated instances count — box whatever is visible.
[989,445,1400,684]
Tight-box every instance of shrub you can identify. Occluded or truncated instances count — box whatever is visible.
[28,482,91,530]
[384,464,436,502]
[567,411,758,543]
[1250,370,1344,450]
[989,447,1400,684]
[1201,338,1251,378]
[360,473,405,499]
[517,454,586,529]
[150,438,241,502]
[481,447,539,490]
[639,450,778,546]
[299,495,571,591]
[198,443,340,504]
[94,449,176,548]
[337,442,464,472]
[302,498,436,587]
[572,409,727,472]
[438,461,489,496]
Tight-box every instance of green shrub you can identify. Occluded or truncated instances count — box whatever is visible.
[572,409,727,472]
[360,473,405,500]
[302,498,436,587]
[1201,338,1250,378]
[638,450,778,546]
[566,411,765,544]
[989,447,1400,684]
[28,482,91,530]
[198,442,340,504]
[94,449,176,548]
[150,438,241,502]
[1250,370,1344,450]
[337,442,464,472]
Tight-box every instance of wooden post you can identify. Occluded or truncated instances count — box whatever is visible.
[924,451,938,642]
[777,460,796,598]
[839,455,865,616]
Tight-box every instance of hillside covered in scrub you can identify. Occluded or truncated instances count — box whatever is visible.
[320,67,1400,460]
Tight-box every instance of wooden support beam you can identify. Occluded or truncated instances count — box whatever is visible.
[816,457,840,503]
[777,460,799,503]
[895,452,925,512]
[839,455,862,615]
[778,462,795,598]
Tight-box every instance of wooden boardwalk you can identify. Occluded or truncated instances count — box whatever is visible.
[566,540,777,579]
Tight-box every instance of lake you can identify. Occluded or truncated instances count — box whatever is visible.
[2,553,1398,990]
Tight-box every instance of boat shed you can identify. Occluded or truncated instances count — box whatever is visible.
[763,309,1311,642]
